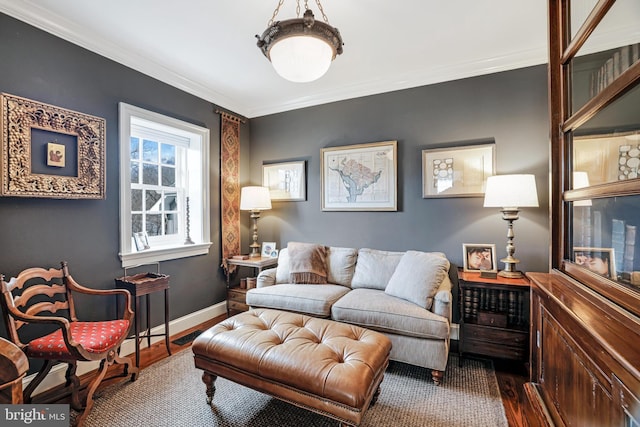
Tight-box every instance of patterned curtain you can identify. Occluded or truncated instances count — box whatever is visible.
[217,110,245,274]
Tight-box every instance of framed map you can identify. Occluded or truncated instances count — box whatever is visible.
[321,140,397,211]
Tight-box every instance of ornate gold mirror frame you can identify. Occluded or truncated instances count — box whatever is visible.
[0,93,106,199]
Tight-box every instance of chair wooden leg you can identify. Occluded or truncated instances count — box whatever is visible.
[74,357,110,427]
[65,361,83,412]
[23,359,55,403]
[113,351,139,382]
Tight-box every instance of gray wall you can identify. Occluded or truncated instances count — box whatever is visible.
[0,14,239,333]
[249,65,550,285]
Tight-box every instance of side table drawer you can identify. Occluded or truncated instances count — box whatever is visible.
[463,324,528,346]
[228,300,249,312]
[228,288,247,303]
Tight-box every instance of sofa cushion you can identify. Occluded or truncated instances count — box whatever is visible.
[246,284,351,318]
[331,289,449,340]
[384,251,450,310]
[326,246,358,287]
[288,242,328,284]
[351,248,404,290]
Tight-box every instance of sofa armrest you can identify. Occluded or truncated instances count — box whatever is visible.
[431,276,453,321]
[257,268,277,288]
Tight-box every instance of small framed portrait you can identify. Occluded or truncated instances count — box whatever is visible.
[573,247,616,279]
[463,244,497,273]
[262,242,277,257]
[47,142,66,167]
[133,231,150,251]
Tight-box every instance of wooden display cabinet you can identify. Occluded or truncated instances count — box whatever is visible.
[458,269,530,364]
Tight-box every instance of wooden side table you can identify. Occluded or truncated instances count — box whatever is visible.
[458,269,530,365]
[115,271,171,367]
[0,337,28,404]
[225,256,277,316]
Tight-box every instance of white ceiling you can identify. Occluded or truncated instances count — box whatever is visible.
[0,0,551,118]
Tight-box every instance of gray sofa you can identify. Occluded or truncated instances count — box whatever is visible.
[246,244,456,385]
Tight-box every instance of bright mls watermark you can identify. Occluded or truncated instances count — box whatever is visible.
[0,405,69,426]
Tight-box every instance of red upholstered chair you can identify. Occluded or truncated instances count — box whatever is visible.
[0,262,138,426]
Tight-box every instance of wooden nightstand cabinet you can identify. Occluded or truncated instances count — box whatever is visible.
[458,270,530,365]
[227,287,249,315]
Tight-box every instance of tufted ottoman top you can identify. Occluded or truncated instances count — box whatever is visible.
[192,308,392,409]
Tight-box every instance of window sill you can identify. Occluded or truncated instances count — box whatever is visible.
[119,242,212,268]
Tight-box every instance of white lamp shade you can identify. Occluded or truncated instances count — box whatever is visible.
[269,36,334,83]
[573,171,592,207]
[483,174,539,209]
[240,186,272,211]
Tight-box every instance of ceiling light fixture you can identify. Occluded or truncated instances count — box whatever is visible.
[256,0,344,83]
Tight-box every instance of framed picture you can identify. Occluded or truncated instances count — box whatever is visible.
[262,160,306,201]
[463,244,498,273]
[0,93,106,199]
[422,143,495,198]
[133,232,150,251]
[573,247,617,279]
[321,140,397,211]
[262,242,277,258]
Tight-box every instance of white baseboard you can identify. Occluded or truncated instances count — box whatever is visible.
[22,302,226,396]
[451,323,459,341]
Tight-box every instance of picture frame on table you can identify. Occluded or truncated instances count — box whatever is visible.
[262,160,306,201]
[422,142,495,198]
[262,242,277,258]
[573,247,617,279]
[0,93,106,199]
[462,243,498,273]
[321,140,397,211]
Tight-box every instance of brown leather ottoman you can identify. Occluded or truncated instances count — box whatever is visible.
[192,308,392,427]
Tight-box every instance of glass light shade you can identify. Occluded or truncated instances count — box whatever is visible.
[483,174,539,209]
[240,186,272,211]
[269,36,334,83]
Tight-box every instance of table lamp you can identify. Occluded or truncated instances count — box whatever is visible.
[240,186,272,258]
[483,174,539,278]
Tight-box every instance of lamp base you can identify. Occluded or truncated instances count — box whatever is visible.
[498,269,524,279]
[499,256,522,278]
[249,244,261,258]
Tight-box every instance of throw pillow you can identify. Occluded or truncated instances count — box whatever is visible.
[384,250,450,310]
[351,248,404,290]
[288,242,328,284]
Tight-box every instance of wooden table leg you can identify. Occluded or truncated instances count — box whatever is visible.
[164,288,171,355]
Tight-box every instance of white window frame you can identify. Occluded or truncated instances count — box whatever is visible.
[119,103,212,267]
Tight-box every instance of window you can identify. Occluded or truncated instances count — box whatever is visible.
[119,103,211,267]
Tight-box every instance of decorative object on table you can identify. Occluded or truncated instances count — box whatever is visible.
[246,277,257,289]
[422,142,495,198]
[262,160,306,201]
[462,243,498,273]
[133,232,150,251]
[262,242,277,257]
[240,186,272,258]
[321,140,397,211]
[483,174,539,278]
[217,110,245,275]
[255,0,344,83]
[0,93,106,199]
[573,247,617,280]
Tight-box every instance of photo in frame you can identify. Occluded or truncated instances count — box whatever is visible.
[422,142,495,198]
[0,93,106,199]
[133,231,151,251]
[573,247,617,280]
[321,140,397,211]
[462,243,498,273]
[262,160,306,201]
[262,242,277,258]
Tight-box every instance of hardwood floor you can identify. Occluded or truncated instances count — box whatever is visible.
[35,315,528,426]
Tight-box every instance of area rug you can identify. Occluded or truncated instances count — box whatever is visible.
[85,350,507,427]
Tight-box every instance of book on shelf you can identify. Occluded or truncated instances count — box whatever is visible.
[623,224,637,273]
[612,219,626,274]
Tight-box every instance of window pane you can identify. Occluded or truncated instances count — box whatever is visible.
[130,161,139,184]
[130,137,140,160]
[165,213,178,235]
[131,189,143,211]
[145,190,162,212]
[142,139,158,162]
[162,166,175,187]
[164,192,178,210]
[570,194,640,286]
[132,214,142,233]
[161,143,175,165]
[146,214,162,236]
[142,164,158,185]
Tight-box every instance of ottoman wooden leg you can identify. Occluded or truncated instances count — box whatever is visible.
[431,370,443,386]
[202,372,217,405]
